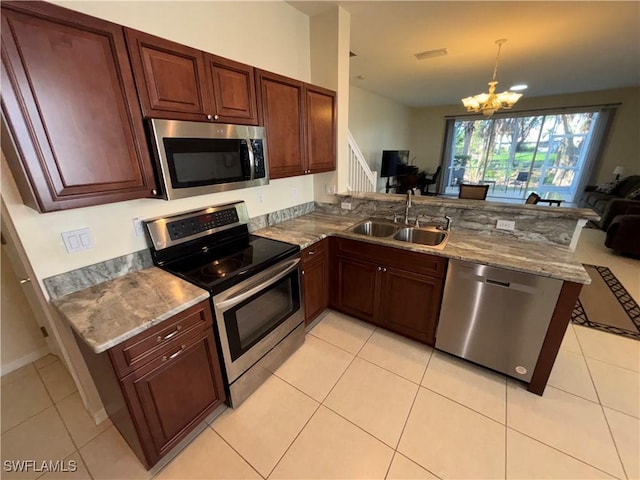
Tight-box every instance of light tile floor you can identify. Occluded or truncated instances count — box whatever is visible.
[1,228,638,479]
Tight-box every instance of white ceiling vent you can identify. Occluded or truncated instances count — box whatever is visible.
[414,48,448,60]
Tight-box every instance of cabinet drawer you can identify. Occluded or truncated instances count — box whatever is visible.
[109,300,213,378]
[301,239,328,264]
[336,238,447,278]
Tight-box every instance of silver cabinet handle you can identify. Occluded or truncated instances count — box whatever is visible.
[377,266,382,271]
[20,278,31,285]
[307,250,315,255]
[382,267,387,272]
[206,114,213,120]
[214,114,219,120]
[162,344,186,362]
[157,325,182,343]
[151,189,157,195]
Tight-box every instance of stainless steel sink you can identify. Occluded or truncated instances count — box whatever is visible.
[393,227,448,247]
[349,219,399,237]
[348,218,448,248]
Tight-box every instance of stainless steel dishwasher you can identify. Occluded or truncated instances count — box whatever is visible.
[436,259,563,382]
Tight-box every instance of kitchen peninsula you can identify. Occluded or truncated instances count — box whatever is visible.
[251,193,598,396]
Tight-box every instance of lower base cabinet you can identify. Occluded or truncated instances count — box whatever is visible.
[330,237,447,345]
[301,239,329,325]
[75,300,225,469]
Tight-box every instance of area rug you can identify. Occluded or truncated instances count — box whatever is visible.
[571,264,640,340]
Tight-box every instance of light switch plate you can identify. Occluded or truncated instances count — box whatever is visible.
[496,219,515,231]
[61,228,93,253]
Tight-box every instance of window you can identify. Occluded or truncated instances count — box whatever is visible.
[441,108,614,203]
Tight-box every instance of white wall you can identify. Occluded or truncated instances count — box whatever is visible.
[409,87,640,184]
[309,6,351,201]
[1,247,48,373]
[348,86,412,191]
[2,1,313,285]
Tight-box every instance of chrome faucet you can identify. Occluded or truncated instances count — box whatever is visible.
[404,190,412,224]
[437,215,452,231]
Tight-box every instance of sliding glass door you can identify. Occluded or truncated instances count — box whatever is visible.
[443,110,602,203]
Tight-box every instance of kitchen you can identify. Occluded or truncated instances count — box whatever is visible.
[1,1,638,479]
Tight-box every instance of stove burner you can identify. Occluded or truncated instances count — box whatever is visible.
[201,257,244,279]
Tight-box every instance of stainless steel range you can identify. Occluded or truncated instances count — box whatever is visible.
[144,201,304,407]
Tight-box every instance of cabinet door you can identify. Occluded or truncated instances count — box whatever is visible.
[335,255,381,324]
[379,266,444,345]
[125,28,211,120]
[1,3,158,211]
[256,70,305,179]
[121,328,225,465]
[302,242,329,325]
[206,54,258,125]
[305,84,336,173]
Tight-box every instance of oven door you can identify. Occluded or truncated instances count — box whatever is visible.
[212,256,303,383]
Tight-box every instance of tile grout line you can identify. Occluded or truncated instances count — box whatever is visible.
[263,323,377,479]
[580,354,630,479]
[205,426,268,480]
[506,425,627,480]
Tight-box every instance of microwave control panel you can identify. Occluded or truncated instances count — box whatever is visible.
[167,209,239,240]
[251,140,266,179]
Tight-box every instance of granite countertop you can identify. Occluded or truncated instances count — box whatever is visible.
[340,192,600,220]
[253,212,592,284]
[53,267,209,354]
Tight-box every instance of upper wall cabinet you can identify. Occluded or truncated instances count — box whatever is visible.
[256,70,336,180]
[125,29,258,125]
[305,84,337,174]
[256,70,306,179]
[0,2,158,212]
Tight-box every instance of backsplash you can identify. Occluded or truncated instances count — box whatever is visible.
[43,250,153,300]
[44,201,316,299]
[326,193,596,246]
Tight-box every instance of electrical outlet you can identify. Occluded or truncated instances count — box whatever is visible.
[341,201,352,210]
[291,186,299,199]
[325,184,337,195]
[496,220,515,231]
[61,228,93,253]
[132,218,145,237]
[257,193,264,205]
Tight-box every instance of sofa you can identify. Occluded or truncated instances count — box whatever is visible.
[605,205,640,257]
[580,175,640,229]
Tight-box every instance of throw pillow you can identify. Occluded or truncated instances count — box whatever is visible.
[625,186,640,200]
[595,179,620,194]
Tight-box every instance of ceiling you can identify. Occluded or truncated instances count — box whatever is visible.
[290,1,640,107]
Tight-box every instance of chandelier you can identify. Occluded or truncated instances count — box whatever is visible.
[461,39,522,117]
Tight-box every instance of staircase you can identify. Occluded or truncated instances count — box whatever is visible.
[347,131,377,192]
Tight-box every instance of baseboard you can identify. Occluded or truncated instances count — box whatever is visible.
[0,346,50,376]
[92,408,109,425]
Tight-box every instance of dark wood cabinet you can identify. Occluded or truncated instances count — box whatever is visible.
[126,29,258,125]
[256,69,336,179]
[256,70,306,178]
[205,54,258,124]
[331,238,447,345]
[0,2,158,212]
[305,85,337,174]
[76,300,225,469]
[301,239,329,325]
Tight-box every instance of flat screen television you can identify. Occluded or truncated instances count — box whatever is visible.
[381,150,410,177]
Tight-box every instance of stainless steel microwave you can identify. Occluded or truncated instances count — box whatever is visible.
[147,119,269,200]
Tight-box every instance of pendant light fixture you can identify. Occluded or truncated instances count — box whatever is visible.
[461,39,522,117]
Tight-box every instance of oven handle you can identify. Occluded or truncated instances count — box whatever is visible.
[215,257,300,311]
